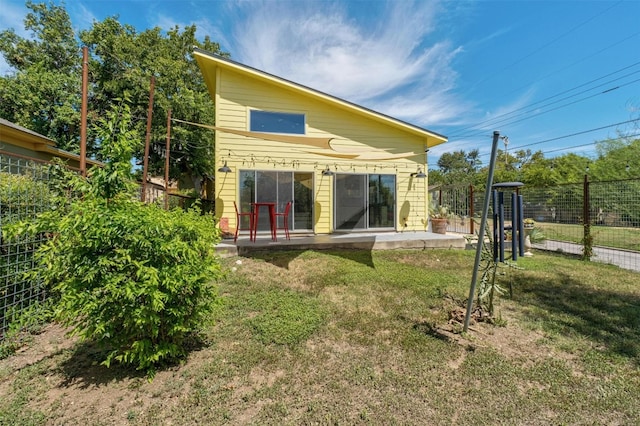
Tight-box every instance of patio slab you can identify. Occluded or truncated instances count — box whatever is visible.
[215,231,467,258]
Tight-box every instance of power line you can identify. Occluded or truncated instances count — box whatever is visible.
[447,61,640,138]
[470,31,640,110]
[427,132,640,169]
[462,1,625,95]
[507,118,639,152]
[541,132,640,155]
[450,77,640,140]
[445,118,639,159]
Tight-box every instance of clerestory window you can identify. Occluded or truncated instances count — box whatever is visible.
[249,110,305,135]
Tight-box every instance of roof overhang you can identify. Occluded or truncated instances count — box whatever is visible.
[193,48,447,149]
[0,118,102,166]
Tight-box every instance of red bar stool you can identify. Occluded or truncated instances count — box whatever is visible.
[274,201,292,240]
[233,201,254,242]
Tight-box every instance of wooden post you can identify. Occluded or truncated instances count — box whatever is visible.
[80,46,88,177]
[164,109,171,210]
[141,76,155,202]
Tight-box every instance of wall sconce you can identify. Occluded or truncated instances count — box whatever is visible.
[411,168,426,178]
[322,166,334,176]
[218,161,232,173]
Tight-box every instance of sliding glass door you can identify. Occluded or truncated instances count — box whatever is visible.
[335,174,367,230]
[239,170,313,233]
[369,174,395,228]
[334,173,396,230]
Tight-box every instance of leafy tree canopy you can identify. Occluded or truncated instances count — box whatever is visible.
[0,1,227,187]
[0,1,80,150]
[433,132,638,189]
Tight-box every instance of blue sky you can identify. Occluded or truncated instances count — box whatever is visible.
[1,0,639,167]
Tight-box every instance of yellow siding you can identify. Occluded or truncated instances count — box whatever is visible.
[215,69,432,234]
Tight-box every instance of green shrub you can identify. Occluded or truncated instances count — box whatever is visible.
[3,100,223,375]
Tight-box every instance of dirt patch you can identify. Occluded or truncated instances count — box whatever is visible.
[2,323,76,372]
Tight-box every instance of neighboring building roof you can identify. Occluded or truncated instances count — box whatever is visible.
[0,118,102,167]
[193,48,448,149]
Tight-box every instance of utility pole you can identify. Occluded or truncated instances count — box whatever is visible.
[503,135,509,165]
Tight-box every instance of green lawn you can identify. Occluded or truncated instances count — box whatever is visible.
[1,249,639,425]
[538,221,640,251]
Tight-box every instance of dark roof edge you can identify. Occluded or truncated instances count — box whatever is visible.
[192,47,448,141]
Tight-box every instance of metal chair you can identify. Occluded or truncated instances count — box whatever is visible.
[234,201,254,242]
[274,201,292,240]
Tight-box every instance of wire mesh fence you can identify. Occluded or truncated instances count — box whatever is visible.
[433,177,640,272]
[1,153,54,338]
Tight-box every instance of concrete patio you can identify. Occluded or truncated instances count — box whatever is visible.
[215,231,468,258]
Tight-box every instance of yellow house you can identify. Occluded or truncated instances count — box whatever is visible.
[193,49,447,236]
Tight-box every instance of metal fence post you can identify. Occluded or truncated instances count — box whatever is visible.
[583,174,592,260]
[469,184,474,235]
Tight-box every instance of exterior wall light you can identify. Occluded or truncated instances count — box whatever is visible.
[218,161,232,173]
[411,168,426,178]
[322,166,334,176]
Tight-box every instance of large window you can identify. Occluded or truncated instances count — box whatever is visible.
[249,110,305,135]
[239,170,314,232]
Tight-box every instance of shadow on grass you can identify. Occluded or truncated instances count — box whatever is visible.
[511,271,640,365]
[248,248,375,269]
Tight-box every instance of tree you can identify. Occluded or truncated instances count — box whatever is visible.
[80,19,226,189]
[435,149,482,185]
[0,1,80,151]
[0,2,227,189]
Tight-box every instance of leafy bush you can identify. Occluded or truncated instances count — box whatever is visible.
[3,100,223,375]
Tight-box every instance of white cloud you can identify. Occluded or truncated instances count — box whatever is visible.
[69,2,99,32]
[227,0,466,127]
[152,9,231,52]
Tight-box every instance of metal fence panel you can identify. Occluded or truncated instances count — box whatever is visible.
[1,154,53,338]
[437,178,640,272]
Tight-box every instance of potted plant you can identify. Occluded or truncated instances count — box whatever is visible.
[429,205,450,234]
[522,218,546,256]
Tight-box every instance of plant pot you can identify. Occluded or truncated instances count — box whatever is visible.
[430,218,448,234]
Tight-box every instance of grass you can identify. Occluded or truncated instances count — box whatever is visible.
[0,249,639,425]
[539,221,640,251]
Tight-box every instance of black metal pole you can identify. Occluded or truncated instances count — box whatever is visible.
[499,191,505,262]
[464,131,501,332]
[511,192,517,261]
[492,190,498,262]
[518,194,525,256]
